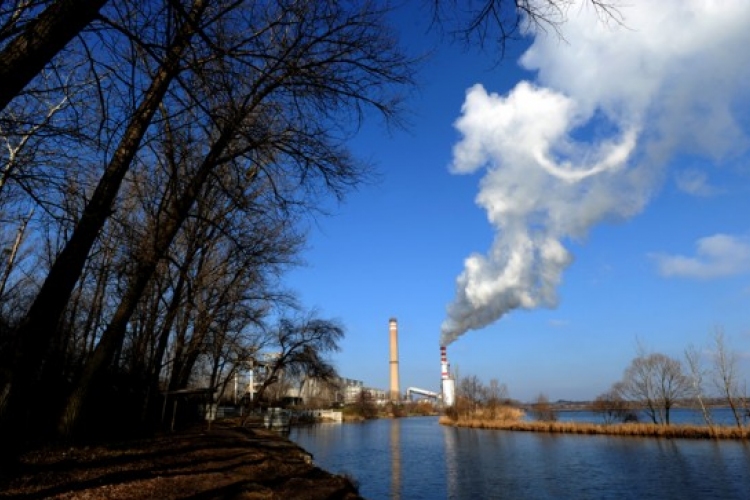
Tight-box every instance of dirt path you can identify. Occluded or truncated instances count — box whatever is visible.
[0,423,362,499]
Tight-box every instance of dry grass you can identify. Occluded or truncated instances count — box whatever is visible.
[440,416,750,440]
[441,405,525,428]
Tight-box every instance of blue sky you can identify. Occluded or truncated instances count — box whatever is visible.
[286,0,750,402]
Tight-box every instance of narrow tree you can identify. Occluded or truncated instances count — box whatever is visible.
[684,344,714,432]
[710,328,746,430]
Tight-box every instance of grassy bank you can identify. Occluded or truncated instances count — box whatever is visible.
[440,416,750,439]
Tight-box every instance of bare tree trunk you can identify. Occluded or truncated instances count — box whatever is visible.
[129,279,163,377]
[140,268,188,424]
[81,251,112,360]
[151,272,187,381]
[711,328,744,430]
[0,0,109,112]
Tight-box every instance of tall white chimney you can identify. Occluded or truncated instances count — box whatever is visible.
[440,346,455,406]
[389,318,400,402]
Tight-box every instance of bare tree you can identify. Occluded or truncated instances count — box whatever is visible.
[252,313,343,405]
[484,378,509,418]
[0,87,70,198]
[56,0,411,437]
[0,207,33,299]
[0,0,109,112]
[591,388,632,424]
[458,374,484,417]
[684,344,714,431]
[616,349,692,425]
[530,392,557,421]
[432,0,623,58]
[710,328,747,430]
[0,0,412,451]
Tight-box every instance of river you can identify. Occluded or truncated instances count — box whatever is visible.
[289,414,750,499]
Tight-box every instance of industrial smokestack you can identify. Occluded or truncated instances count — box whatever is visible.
[440,346,448,381]
[440,346,455,406]
[389,318,400,402]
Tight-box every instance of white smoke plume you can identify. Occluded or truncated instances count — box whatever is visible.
[441,0,750,347]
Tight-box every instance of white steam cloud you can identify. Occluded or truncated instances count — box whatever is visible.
[441,0,750,346]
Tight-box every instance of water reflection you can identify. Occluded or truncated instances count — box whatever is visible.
[443,425,457,499]
[391,417,401,500]
[291,417,750,499]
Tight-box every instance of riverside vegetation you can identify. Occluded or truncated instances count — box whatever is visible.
[440,413,750,439]
[440,336,750,440]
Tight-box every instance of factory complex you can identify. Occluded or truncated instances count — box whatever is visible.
[233,318,456,409]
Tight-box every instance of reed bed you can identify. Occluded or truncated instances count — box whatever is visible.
[439,416,750,440]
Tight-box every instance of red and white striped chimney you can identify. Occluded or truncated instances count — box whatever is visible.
[440,346,449,380]
[440,345,455,406]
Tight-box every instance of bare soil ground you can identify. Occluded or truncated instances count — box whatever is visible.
[0,422,362,500]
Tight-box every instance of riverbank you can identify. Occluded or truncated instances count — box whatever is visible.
[439,416,750,439]
[0,421,362,499]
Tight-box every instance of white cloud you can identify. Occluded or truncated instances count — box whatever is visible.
[674,169,721,197]
[442,1,750,346]
[651,234,750,279]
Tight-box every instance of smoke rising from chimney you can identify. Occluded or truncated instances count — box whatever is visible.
[441,0,750,347]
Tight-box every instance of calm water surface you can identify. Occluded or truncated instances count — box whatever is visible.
[289,416,750,500]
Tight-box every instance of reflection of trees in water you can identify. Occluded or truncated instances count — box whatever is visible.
[655,438,745,498]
